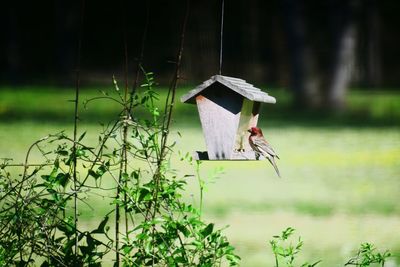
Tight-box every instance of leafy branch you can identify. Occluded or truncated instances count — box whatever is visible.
[345,243,392,267]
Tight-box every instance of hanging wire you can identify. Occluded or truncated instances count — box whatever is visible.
[219,0,225,75]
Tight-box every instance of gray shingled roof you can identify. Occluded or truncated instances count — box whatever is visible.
[181,75,276,104]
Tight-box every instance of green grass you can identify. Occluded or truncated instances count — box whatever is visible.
[0,85,399,126]
[0,86,399,266]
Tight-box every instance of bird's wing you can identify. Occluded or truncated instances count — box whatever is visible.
[268,156,281,177]
[253,138,278,157]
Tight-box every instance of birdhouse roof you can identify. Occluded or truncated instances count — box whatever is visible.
[181,75,276,104]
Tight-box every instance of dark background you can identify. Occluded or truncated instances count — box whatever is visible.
[1,0,399,107]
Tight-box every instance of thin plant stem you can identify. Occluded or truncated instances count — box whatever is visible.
[128,0,150,112]
[73,0,86,260]
[115,0,131,264]
[195,160,203,216]
[14,136,49,262]
[160,0,190,162]
[122,0,130,239]
[150,0,191,221]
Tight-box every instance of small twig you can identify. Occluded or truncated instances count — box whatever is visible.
[63,114,122,203]
[3,163,53,167]
[160,0,190,158]
[195,161,203,216]
[84,96,124,107]
[72,0,86,260]
[22,136,50,180]
[128,0,150,110]
[139,4,191,262]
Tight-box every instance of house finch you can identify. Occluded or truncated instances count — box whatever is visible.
[248,127,281,177]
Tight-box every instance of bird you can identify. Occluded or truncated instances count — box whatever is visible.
[248,127,281,177]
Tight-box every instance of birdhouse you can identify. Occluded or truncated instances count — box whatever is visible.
[181,75,276,160]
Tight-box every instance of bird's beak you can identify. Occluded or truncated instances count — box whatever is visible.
[247,129,252,133]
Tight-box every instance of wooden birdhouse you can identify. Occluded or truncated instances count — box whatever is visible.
[181,75,276,160]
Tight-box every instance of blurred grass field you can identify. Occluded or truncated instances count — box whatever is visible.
[0,86,399,266]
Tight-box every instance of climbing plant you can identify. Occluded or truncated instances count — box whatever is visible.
[0,70,240,267]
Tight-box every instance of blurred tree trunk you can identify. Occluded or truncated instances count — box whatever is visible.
[326,25,356,109]
[5,3,21,84]
[365,0,381,87]
[242,0,263,81]
[325,0,357,109]
[282,0,318,108]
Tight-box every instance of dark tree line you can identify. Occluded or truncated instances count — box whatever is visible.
[1,0,399,108]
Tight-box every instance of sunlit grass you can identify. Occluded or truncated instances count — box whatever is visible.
[0,86,399,266]
[1,121,399,266]
[1,86,400,126]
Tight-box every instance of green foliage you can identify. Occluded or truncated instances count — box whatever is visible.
[345,243,392,267]
[0,71,239,266]
[269,227,321,267]
[269,228,393,267]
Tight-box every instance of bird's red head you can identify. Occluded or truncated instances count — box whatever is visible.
[248,126,263,136]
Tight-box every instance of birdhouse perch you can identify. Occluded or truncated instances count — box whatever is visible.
[181,75,276,160]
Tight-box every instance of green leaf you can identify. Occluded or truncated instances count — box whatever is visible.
[136,232,148,240]
[121,172,129,182]
[131,171,139,180]
[56,172,70,187]
[56,150,69,156]
[91,216,109,234]
[122,244,133,254]
[175,256,186,263]
[176,223,190,237]
[138,187,151,202]
[78,131,87,142]
[97,164,108,177]
[191,240,203,249]
[57,222,75,238]
[64,239,75,253]
[88,169,100,179]
[76,148,86,157]
[200,223,214,238]
[112,75,120,91]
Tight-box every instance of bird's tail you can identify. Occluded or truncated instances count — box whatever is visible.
[268,157,281,178]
